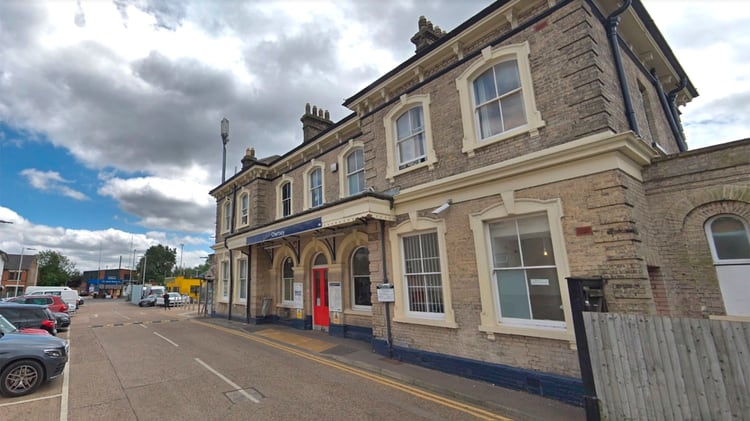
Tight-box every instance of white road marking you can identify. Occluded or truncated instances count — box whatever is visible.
[194,358,259,403]
[60,326,71,421]
[113,311,131,320]
[138,323,148,328]
[154,332,179,347]
[0,393,62,408]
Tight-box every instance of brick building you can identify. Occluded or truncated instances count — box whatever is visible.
[1,252,39,298]
[208,0,750,405]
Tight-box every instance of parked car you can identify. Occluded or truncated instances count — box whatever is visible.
[24,287,79,312]
[156,292,182,307]
[0,303,57,335]
[7,295,69,314]
[0,314,68,397]
[138,295,157,307]
[53,312,70,330]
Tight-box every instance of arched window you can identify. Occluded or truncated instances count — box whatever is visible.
[223,201,231,232]
[240,193,249,225]
[309,168,323,208]
[313,253,327,266]
[282,257,294,304]
[395,107,426,169]
[346,148,365,195]
[280,182,292,217]
[351,247,371,309]
[706,215,750,262]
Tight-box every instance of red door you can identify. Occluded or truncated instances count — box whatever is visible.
[312,268,329,327]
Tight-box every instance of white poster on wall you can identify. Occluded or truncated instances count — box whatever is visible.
[329,282,342,312]
[293,282,303,309]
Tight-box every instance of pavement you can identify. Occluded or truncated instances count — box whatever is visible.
[196,314,585,421]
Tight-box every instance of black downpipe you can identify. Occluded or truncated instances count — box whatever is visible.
[227,186,237,321]
[651,69,686,152]
[246,245,251,324]
[607,0,639,136]
[667,78,689,151]
[379,219,393,358]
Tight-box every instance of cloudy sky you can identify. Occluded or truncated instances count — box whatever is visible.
[0,0,748,273]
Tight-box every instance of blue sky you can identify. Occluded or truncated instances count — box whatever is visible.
[1,0,749,272]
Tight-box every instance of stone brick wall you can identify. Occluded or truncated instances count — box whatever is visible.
[643,139,750,318]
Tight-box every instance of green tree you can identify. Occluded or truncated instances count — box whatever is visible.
[37,250,78,286]
[136,245,176,285]
[68,271,83,288]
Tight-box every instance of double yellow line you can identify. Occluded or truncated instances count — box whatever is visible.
[192,320,511,420]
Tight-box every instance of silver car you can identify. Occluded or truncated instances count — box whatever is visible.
[0,314,69,397]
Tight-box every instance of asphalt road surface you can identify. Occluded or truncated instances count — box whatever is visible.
[0,299,512,420]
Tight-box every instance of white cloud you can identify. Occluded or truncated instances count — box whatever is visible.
[20,168,89,201]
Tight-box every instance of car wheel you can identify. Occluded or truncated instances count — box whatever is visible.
[0,359,44,397]
[139,302,144,307]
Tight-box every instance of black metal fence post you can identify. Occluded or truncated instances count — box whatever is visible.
[567,277,605,421]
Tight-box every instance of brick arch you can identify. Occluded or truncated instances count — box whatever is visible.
[663,184,750,230]
[677,199,750,317]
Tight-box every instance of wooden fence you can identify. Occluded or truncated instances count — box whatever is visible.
[583,313,750,420]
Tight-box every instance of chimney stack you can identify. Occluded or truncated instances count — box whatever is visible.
[300,103,333,143]
[410,16,445,54]
[241,147,257,170]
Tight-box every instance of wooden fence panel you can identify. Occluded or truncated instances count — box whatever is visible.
[584,313,750,420]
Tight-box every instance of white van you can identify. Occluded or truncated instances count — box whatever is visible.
[25,286,80,312]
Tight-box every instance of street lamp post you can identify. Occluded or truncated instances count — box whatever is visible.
[14,247,36,297]
[179,243,184,276]
[141,255,148,285]
[221,117,230,183]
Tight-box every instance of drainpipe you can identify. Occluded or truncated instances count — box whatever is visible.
[227,186,237,321]
[650,69,685,153]
[380,220,393,358]
[667,78,689,151]
[246,245,251,324]
[607,0,639,136]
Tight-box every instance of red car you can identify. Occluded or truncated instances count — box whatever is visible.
[7,295,69,313]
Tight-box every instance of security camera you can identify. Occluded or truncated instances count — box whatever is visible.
[431,199,452,215]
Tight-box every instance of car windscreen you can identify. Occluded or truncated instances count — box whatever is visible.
[0,314,19,334]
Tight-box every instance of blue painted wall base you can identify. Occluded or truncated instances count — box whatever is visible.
[372,339,583,407]
[329,324,372,342]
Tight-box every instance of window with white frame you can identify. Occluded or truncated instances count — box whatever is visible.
[346,148,365,195]
[221,260,229,299]
[456,42,544,156]
[223,201,231,232]
[351,247,371,309]
[383,94,437,181]
[396,107,426,169]
[402,232,444,315]
[473,60,526,139]
[489,214,563,324]
[282,257,294,304]
[238,258,247,300]
[240,193,249,225]
[281,182,292,217]
[309,168,323,208]
[706,215,750,263]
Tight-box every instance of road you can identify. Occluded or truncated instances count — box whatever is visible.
[0,299,511,420]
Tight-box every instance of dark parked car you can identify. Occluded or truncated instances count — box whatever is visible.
[7,295,69,313]
[138,295,156,307]
[0,303,57,335]
[53,312,70,330]
[0,314,68,397]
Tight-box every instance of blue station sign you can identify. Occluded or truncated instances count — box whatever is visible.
[246,217,322,245]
